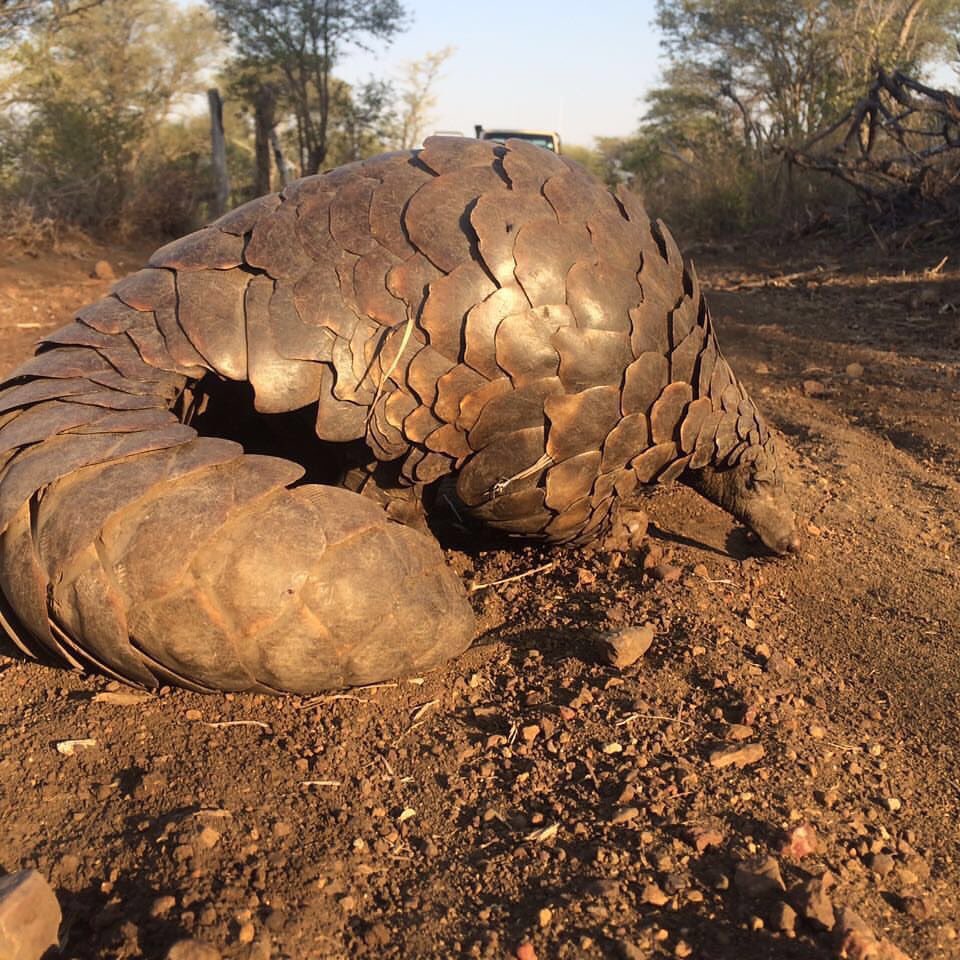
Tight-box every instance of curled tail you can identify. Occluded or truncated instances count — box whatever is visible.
[0,293,473,694]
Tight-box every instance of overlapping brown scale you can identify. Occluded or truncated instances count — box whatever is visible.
[421,261,497,362]
[468,376,562,450]
[670,294,699,347]
[543,167,616,223]
[384,388,417,431]
[329,177,379,255]
[403,166,507,273]
[294,184,338,260]
[402,404,444,444]
[652,218,686,276]
[244,275,324,413]
[386,253,443,320]
[614,183,651,228]
[454,378,512,432]
[424,422,471,460]
[629,302,670,357]
[736,412,756,441]
[600,412,650,471]
[291,261,361,344]
[148,227,245,272]
[334,251,362,315]
[434,364,487,424]
[494,311,561,385]
[0,401,124,456]
[64,408,178,437]
[245,202,315,281]
[315,364,367,442]
[153,307,210,373]
[367,391,409,461]
[76,296,137,335]
[469,190,556,286]
[513,219,591,307]
[501,139,566,191]
[545,450,602,512]
[418,136,504,175]
[66,388,167,412]
[720,381,740,413]
[13,347,115,382]
[714,413,740,460]
[544,386,620,462]
[658,453,692,484]
[52,556,157,686]
[212,193,281,236]
[585,208,641,277]
[327,321,377,405]
[649,382,693,445]
[176,268,250,381]
[463,285,529,379]
[354,247,406,327]
[631,441,679,483]
[689,410,724,469]
[679,396,712,453]
[565,260,639,332]
[543,497,592,541]
[86,368,172,399]
[697,336,718,398]
[0,503,75,664]
[0,424,195,534]
[112,268,177,313]
[368,160,434,259]
[0,378,91,419]
[40,325,155,382]
[413,450,453,484]
[467,486,550,534]
[670,323,705,386]
[267,281,336,362]
[709,356,736,411]
[374,323,426,390]
[622,351,669,416]
[456,425,546,506]
[124,314,195,376]
[406,345,456,407]
[553,328,632,392]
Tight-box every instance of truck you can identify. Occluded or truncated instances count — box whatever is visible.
[474,125,561,154]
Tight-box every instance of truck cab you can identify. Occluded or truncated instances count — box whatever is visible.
[474,125,561,153]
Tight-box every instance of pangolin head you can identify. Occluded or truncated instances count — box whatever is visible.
[684,438,800,555]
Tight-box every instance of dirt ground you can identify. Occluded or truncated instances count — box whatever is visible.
[0,228,958,960]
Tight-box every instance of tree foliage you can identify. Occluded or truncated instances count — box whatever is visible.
[209,0,408,174]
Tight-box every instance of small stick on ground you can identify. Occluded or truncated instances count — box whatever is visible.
[203,720,271,731]
[469,561,556,593]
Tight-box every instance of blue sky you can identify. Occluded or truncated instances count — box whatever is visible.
[335,0,665,148]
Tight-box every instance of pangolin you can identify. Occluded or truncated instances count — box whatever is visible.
[0,137,798,694]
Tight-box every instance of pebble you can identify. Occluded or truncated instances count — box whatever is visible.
[834,907,912,960]
[166,941,222,960]
[726,723,754,742]
[150,895,177,917]
[770,900,797,934]
[780,823,818,860]
[237,921,255,944]
[845,362,864,378]
[0,870,61,960]
[197,827,221,850]
[640,883,669,906]
[514,943,537,960]
[868,852,895,878]
[610,806,640,825]
[734,856,785,898]
[802,379,827,397]
[690,826,724,853]
[537,908,552,928]
[91,259,115,280]
[649,563,682,583]
[599,624,655,668]
[709,742,765,769]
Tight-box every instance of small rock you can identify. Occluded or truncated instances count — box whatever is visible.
[867,853,895,878]
[802,379,827,397]
[770,901,797,934]
[755,361,770,374]
[91,259,115,280]
[362,923,390,948]
[599,624,655,668]
[515,943,537,960]
[690,825,724,853]
[845,362,864,379]
[0,870,61,960]
[734,856,785,899]
[727,723,754,741]
[674,941,692,958]
[901,895,933,921]
[185,709,202,721]
[792,872,835,931]
[834,907,912,960]
[166,941,222,960]
[521,724,541,743]
[610,806,640,825]
[237,921,255,944]
[150,895,177,917]
[537,908,552,928]
[709,742,765,769]
[615,941,645,960]
[197,827,221,850]
[781,823,818,860]
[649,563,681,583]
[640,882,669,906]
[884,797,902,812]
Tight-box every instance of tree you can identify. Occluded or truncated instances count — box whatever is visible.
[0,0,107,47]
[1,0,220,228]
[393,46,453,150]
[208,0,408,175]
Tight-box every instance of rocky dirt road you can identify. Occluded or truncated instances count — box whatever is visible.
[0,235,957,959]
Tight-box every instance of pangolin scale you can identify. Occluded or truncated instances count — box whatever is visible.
[0,137,798,694]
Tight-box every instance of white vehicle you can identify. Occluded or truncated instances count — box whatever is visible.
[474,125,561,153]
